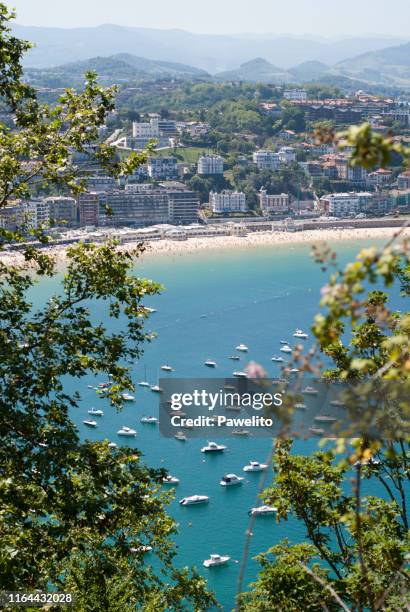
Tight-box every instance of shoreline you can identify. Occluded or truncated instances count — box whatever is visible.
[1,227,409,267]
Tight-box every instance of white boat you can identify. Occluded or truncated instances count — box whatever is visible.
[162,475,180,485]
[130,545,153,553]
[108,442,117,448]
[174,431,187,441]
[117,426,137,437]
[280,340,289,345]
[280,345,292,354]
[220,473,244,486]
[150,385,163,393]
[179,495,209,506]
[140,416,158,424]
[243,460,268,472]
[302,386,319,395]
[203,553,230,568]
[249,505,277,516]
[233,371,248,378]
[330,399,345,407]
[88,408,104,416]
[83,419,97,428]
[145,307,157,313]
[309,426,324,436]
[314,415,337,423]
[295,402,307,410]
[204,360,217,367]
[288,368,299,373]
[122,393,135,401]
[232,428,250,436]
[293,329,309,339]
[87,384,95,389]
[161,364,174,372]
[271,356,284,362]
[201,441,226,453]
[229,355,240,361]
[236,344,248,352]
[138,366,150,387]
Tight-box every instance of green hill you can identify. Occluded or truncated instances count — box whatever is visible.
[289,60,329,82]
[214,58,293,83]
[333,41,410,86]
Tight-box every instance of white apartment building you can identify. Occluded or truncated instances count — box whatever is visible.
[320,192,373,217]
[198,155,224,175]
[278,146,296,164]
[210,190,247,213]
[259,188,289,215]
[253,150,281,170]
[283,89,308,102]
[132,118,160,138]
[148,157,178,180]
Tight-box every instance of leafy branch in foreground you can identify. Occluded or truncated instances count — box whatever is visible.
[0,3,216,610]
[239,149,410,610]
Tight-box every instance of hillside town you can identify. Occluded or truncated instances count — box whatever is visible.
[3,83,410,245]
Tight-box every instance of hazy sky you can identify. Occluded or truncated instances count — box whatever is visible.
[9,0,410,37]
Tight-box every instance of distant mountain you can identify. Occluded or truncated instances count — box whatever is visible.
[11,23,406,73]
[214,58,293,83]
[333,41,410,86]
[25,53,208,86]
[289,61,329,82]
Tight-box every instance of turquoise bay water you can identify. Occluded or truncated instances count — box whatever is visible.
[29,240,395,610]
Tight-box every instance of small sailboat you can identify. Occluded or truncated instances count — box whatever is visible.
[271,356,284,362]
[233,371,247,378]
[161,364,174,372]
[151,385,163,393]
[138,366,150,387]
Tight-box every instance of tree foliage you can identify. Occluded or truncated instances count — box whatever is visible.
[0,5,215,610]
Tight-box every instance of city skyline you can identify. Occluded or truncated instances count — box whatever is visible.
[9,0,410,38]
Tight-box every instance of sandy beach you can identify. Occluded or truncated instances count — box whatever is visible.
[1,226,409,267]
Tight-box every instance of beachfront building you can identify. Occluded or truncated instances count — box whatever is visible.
[45,196,77,227]
[148,157,178,180]
[259,188,289,215]
[283,88,308,102]
[78,192,100,226]
[167,190,199,224]
[253,150,281,170]
[278,146,296,164]
[320,192,373,217]
[98,190,170,227]
[0,201,37,231]
[210,190,247,213]
[96,186,199,227]
[197,155,224,175]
